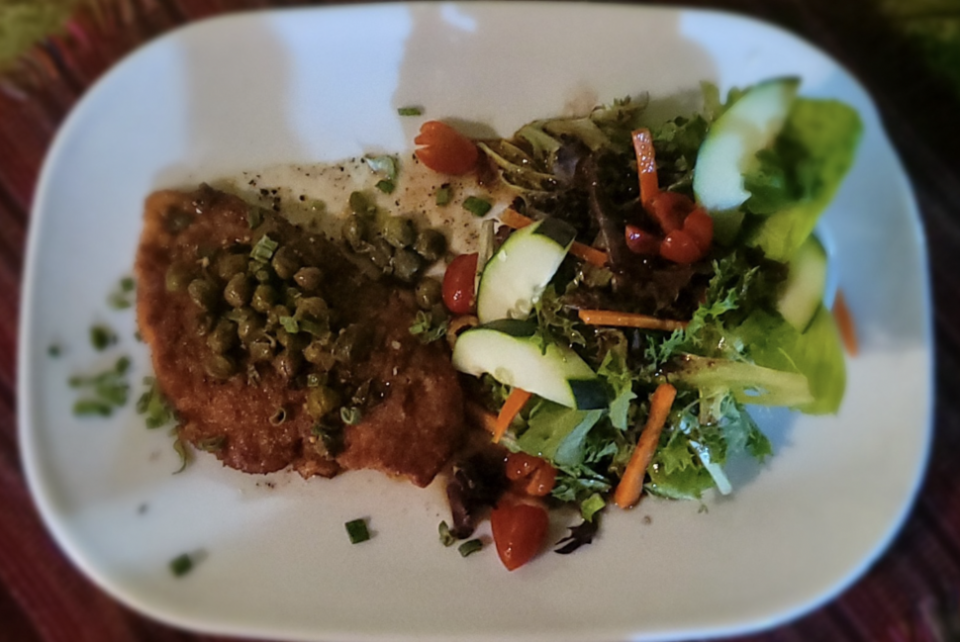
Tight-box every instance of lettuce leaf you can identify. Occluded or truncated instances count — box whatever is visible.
[745,98,862,261]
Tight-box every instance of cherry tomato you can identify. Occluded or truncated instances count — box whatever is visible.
[660,229,702,264]
[625,224,661,255]
[491,502,549,571]
[414,121,479,175]
[442,253,478,315]
[683,207,713,252]
[505,452,557,497]
[647,191,692,234]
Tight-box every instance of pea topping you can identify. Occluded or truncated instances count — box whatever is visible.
[393,248,424,283]
[271,246,301,281]
[205,354,238,380]
[296,297,328,322]
[251,284,278,314]
[414,229,447,262]
[216,253,248,281]
[304,340,335,368]
[273,350,302,379]
[381,216,416,249]
[236,311,265,343]
[165,264,192,292]
[342,217,368,251]
[305,386,341,419]
[368,238,394,271]
[224,274,253,308]
[293,267,323,292]
[207,318,238,354]
[415,277,443,310]
[188,279,219,311]
[248,337,275,362]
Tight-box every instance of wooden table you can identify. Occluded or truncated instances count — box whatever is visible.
[1,1,957,640]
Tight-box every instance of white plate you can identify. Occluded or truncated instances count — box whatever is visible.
[19,3,931,641]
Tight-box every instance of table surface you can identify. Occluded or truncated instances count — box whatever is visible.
[1,1,959,641]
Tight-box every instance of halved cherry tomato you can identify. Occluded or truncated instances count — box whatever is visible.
[414,120,479,175]
[442,253,478,315]
[683,207,713,252]
[505,452,557,497]
[660,229,702,264]
[490,502,549,571]
[625,224,661,255]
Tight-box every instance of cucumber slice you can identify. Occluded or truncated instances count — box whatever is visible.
[777,235,828,332]
[477,218,576,324]
[451,322,607,410]
[693,78,800,216]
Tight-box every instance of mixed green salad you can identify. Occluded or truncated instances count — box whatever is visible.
[421,77,860,564]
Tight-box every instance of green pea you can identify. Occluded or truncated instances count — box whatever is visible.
[188,279,219,311]
[393,248,424,283]
[271,246,301,281]
[194,313,214,337]
[415,277,443,310]
[248,337,275,362]
[296,296,328,321]
[414,229,447,262]
[349,191,374,216]
[333,324,372,362]
[224,274,253,308]
[205,354,237,380]
[216,253,249,281]
[207,318,238,354]
[251,284,278,313]
[342,216,368,250]
[236,311,264,343]
[381,216,415,249]
[165,264,192,292]
[252,265,274,284]
[293,267,323,292]
[305,386,341,419]
[368,238,394,271]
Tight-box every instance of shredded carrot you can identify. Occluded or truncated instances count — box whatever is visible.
[632,128,660,208]
[465,401,499,435]
[614,383,677,509]
[493,388,532,443]
[832,290,859,357]
[578,309,688,332]
[498,209,609,267]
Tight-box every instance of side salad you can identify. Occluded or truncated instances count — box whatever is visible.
[415,77,861,570]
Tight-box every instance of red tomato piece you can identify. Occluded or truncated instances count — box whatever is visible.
[523,463,557,497]
[414,120,479,175]
[660,229,702,264]
[504,452,557,497]
[683,207,714,253]
[625,224,661,255]
[491,502,549,571]
[647,191,693,234]
[442,253,479,315]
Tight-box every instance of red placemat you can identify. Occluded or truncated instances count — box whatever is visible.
[1,1,958,640]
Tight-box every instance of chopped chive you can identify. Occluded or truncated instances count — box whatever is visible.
[298,318,325,336]
[364,155,399,181]
[48,344,61,357]
[375,179,395,194]
[463,196,492,217]
[279,316,299,334]
[73,398,113,417]
[90,324,116,351]
[269,407,287,426]
[120,277,135,292]
[247,207,264,229]
[250,235,278,262]
[397,106,422,116]
[438,521,456,547]
[172,434,190,474]
[435,185,452,206]
[340,406,362,425]
[458,539,483,557]
[306,373,322,388]
[197,436,226,452]
[169,551,205,577]
[345,518,370,544]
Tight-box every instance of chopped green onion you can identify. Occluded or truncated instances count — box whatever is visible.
[90,324,116,351]
[340,406,362,425]
[463,196,492,217]
[137,378,175,429]
[197,436,226,452]
[250,235,279,262]
[48,344,61,357]
[435,185,452,206]
[298,318,325,337]
[364,155,399,181]
[269,407,287,426]
[279,316,300,334]
[438,521,456,547]
[375,179,395,194]
[247,207,263,229]
[306,373,322,388]
[108,277,136,309]
[73,398,113,417]
[169,551,204,577]
[120,277,135,292]
[345,518,371,544]
[458,539,483,557]
[172,433,190,474]
[397,106,422,116]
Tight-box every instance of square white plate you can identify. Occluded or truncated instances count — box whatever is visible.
[19,3,932,641]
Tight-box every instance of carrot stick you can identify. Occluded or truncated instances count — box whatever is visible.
[493,388,532,443]
[614,383,677,509]
[632,128,660,209]
[832,290,859,357]
[499,209,609,267]
[578,309,688,332]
